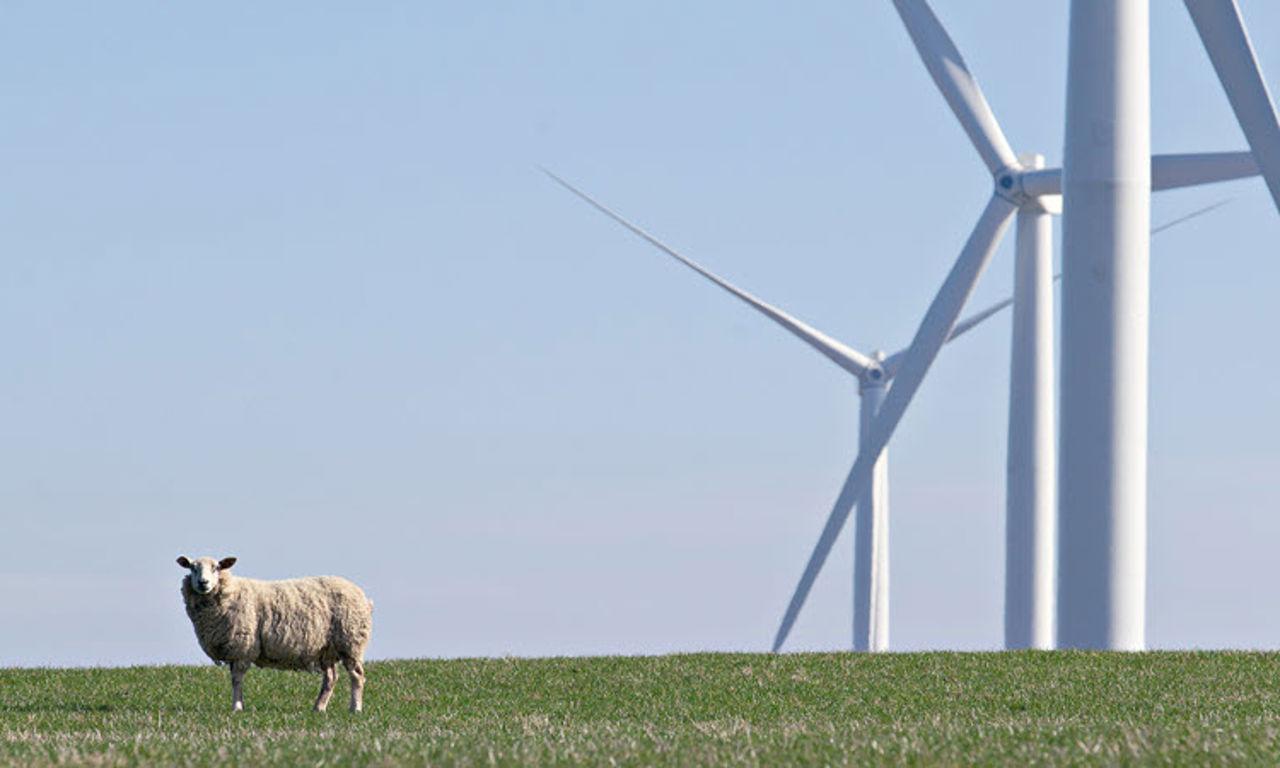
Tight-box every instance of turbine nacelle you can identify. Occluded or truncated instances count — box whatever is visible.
[859,351,890,393]
[993,164,1033,207]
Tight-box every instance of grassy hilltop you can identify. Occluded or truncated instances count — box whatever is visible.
[3,652,1280,766]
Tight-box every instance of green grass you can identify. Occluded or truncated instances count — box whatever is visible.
[3,652,1280,766]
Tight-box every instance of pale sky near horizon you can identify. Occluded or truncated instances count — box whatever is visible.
[3,2,1279,668]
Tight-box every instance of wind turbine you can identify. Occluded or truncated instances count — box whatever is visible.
[1056,0,1280,650]
[768,0,1262,653]
[545,166,1226,651]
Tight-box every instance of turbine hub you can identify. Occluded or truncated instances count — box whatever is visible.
[997,152,1056,211]
[993,164,1034,207]
[860,353,889,391]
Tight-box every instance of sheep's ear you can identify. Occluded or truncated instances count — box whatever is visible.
[218,557,237,570]
[177,556,192,569]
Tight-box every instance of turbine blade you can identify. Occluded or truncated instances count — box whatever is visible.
[772,193,1017,652]
[1183,0,1280,212]
[882,198,1232,373]
[882,295,1016,376]
[1150,198,1233,234]
[1151,151,1259,191]
[945,297,1015,346]
[1023,153,1257,198]
[543,169,876,377]
[891,0,1019,174]
[946,200,1227,341]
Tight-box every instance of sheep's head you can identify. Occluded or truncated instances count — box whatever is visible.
[177,556,237,595]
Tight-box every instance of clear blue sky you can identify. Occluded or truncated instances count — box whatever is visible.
[2,2,1278,667]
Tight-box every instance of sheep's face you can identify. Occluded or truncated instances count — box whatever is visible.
[176,556,237,596]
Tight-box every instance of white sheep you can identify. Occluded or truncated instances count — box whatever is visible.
[176,555,373,712]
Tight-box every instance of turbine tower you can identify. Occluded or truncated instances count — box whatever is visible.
[1057,0,1280,650]
[1058,0,1151,653]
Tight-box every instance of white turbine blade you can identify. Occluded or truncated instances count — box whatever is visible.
[1023,153,1257,197]
[772,193,1017,652]
[891,0,1019,174]
[1184,0,1280,212]
[1151,151,1259,191]
[1150,198,1233,234]
[944,297,1014,346]
[881,296,1016,376]
[880,199,1232,375]
[944,200,1227,339]
[543,169,876,377]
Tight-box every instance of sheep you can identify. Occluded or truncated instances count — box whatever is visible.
[176,555,373,712]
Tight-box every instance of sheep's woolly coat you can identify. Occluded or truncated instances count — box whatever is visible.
[182,572,372,671]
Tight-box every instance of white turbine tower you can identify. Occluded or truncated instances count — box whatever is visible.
[545,170,1032,652]
[767,0,1262,653]
[1057,0,1280,650]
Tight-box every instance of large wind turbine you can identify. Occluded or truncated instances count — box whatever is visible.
[770,0,1261,653]
[1056,0,1280,650]
[545,169,1032,652]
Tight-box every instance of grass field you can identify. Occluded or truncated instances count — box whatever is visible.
[3,652,1280,766]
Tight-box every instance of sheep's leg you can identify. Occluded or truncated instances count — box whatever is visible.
[230,661,250,712]
[342,657,365,713]
[313,664,337,712]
